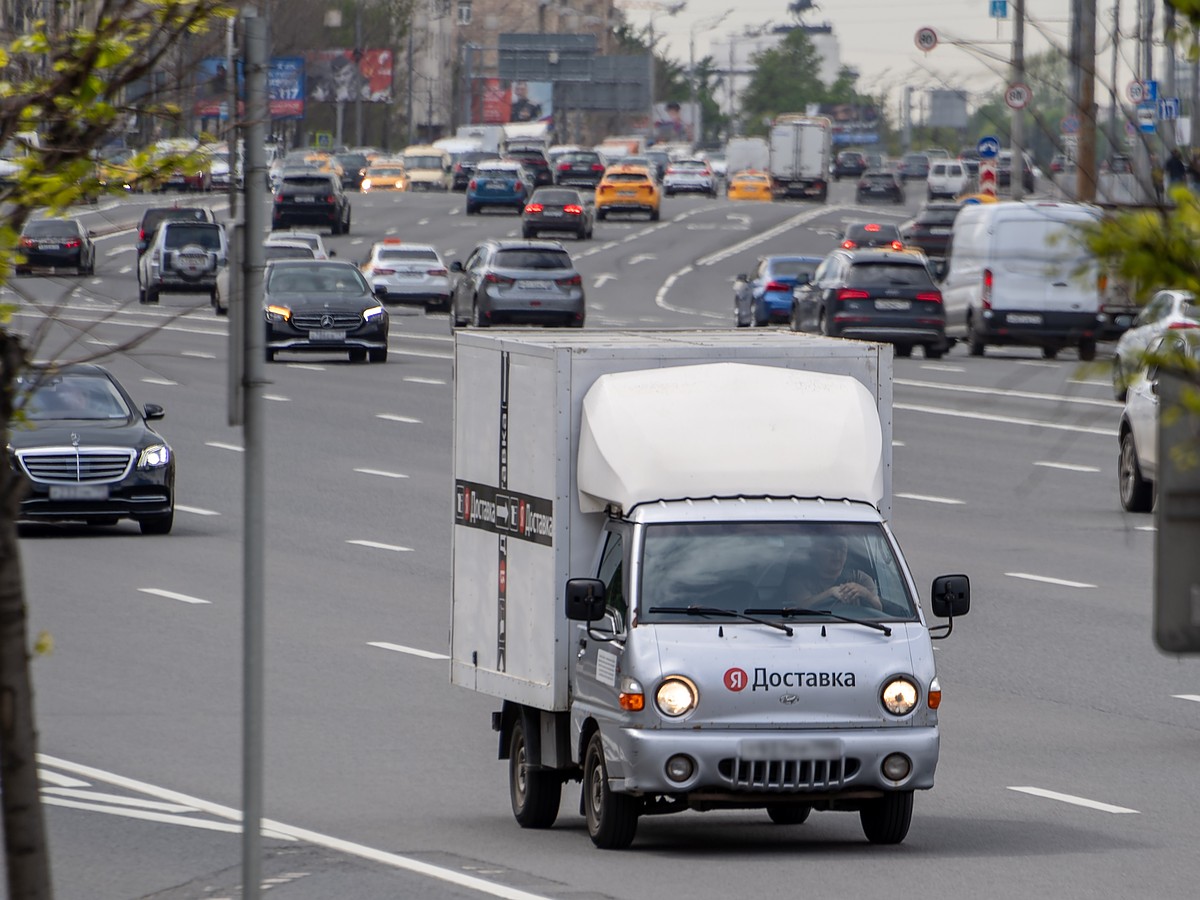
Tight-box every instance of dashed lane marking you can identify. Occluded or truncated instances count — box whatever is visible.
[376,413,422,423]
[1007,786,1139,814]
[1034,461,1100,473]
[368,642,449,660]
[354,468,409,479]
[895,378,1121,409]
[1172,694,1200,703]
[896,403,1117,437]
[895,492,965,505]
[177,505,220,516]
[1006,572,1097,589]
[138,588,212,605]
[205,441,244,453]
[346,540,413,552]
[402,376,445,385]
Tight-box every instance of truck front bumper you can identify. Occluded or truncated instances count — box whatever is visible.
[605,726,939,797]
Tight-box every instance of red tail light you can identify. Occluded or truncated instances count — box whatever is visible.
[915,291,943,303]
[525,203,543,214]
[326,195,336,203]
[468,179,477,190]
[841,240,857,249]
[591,164,605,171]
[373,268,396,275]
[982,267,993,307]
[64,239,81,248]
[455,163,464,172]
[19,238,35,248]
[274,193,283,202]
[558,163,571,171]
[427,267,448,276]
[858,179,868,188]
[485,273,514,286]
[1168,321,1199,329]
[138,229,146,241]
[666,166,679,174]
[564,204,583,215]
[764,281,791,292]
[556,274,582,287]
[836,289,871,301]
[890,240,904,250]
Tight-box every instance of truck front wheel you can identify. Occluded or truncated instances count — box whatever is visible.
[583,732,639,849]
[859,790,913,844]
[509,717,561,829]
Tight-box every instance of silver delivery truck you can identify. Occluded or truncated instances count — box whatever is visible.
[450,331,970,848]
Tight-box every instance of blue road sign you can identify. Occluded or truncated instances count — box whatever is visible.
[1159,97,1181,121]
[1137,102,1157,133]
[990,0,1007,17]
[1144,79,1158,103]
[977,136,1001,159]
[1060,115,1080,135]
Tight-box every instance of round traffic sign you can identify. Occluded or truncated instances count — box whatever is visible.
[1005,82,1031,110]
[977,136,1001,159]
[914,27,938,52]
[1060,114,1080,135]
[1127,80,1145,103]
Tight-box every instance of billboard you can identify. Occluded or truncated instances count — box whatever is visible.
[193,57,306,120]
[653,101,700,144]
[818,102,881,146]
[472,79,553,125]
[306,49,393,103]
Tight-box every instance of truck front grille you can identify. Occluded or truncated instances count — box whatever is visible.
[718,756,858,792]
[18,448,135,483]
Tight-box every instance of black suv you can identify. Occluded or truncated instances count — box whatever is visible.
[136,206,216,257]
[272,172,351,234]
[503,146,553,186]
[791,248,948,358]
[833,150,868,180]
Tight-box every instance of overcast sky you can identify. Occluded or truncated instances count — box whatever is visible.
[642,0,1163,113]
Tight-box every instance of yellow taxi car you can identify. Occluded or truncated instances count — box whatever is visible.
[300,151,345,182]
[595,163,660,221]
[360,160,408,193]
[726,169,773,201]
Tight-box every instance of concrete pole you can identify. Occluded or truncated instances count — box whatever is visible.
[1078,0,1098,201]
[226,17,238,217]
[355,2,364,147]
[1163,1,1176,150]
[240,8,269,900]
[1109,0,1121,155]
[1010,0,1026,201]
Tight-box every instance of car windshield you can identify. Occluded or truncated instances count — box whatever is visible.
[561,153,600,164]
[864,174,894,184]
[378,248,438,262]
[24,220,79,238]
[847,262,935,288]
[608,173,649,184]
[404,155,444,169]
[494,249,572,270]
[270,233,319,251]
[268,264,367,294]
[264,245,315,260]
[531,190,581,205]
[846,225,900,242]
[769,260,819,280]
[283,175,334,189]
[163,224,221,249]
[639,521,916,624]
[368,167,405,177]
[18,374,131,421]
[478,166,519,177]
[917,209,960,225]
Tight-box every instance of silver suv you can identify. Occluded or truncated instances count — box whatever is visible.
[137,220,227,306]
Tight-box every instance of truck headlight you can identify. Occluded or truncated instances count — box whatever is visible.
[881,678,918,716]
[138,444,171,469]
[655,676,698,717]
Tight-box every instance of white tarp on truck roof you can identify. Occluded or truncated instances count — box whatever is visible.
[577,363,883,513]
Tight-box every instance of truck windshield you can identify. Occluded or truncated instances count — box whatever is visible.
[638,521,917,624]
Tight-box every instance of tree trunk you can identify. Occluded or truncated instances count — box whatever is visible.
[0,331,51,899]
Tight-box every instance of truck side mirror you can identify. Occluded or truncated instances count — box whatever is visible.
[930,574,970,618]
[565,578,606,621]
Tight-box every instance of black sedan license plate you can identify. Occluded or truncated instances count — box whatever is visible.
[49,484,109,500]
[309,329,346,341]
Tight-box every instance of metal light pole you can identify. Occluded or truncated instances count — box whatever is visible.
[354,2,364,147]
[689,9,731,143]
[1010,0,1026,201]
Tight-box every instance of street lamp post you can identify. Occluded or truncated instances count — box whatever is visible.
[688,9,731,144]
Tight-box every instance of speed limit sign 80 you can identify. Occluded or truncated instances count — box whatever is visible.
[914,27,938,52]
[1005,82,1031,110]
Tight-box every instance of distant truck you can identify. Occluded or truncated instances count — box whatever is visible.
[724,136,770,177]
[769,114,832,201]
[501,121,553,152]
[456,125,503,155]
[450,331,971,849]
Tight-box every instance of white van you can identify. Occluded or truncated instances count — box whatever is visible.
[941,201,1107,360]
[926,160,969,200]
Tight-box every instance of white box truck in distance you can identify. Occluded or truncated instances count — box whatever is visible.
[769,114,832,201]
[450,331,970,849]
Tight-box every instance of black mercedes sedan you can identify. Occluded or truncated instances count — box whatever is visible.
[263,259,390,363]
[17,217,96,275]
[10,364,175,534]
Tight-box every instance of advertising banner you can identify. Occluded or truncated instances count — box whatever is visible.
[473,79,553,125]
[818,102,881,146]
[653,101,700,144]
[306,49,393,103]
[268,56,305,119]
[193,57,306,120]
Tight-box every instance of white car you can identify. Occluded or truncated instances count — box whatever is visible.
[137,219,227,306]
[926,160,969,200]
[1112,289,1199,400]
[214,239,315,315]
[266,229,332,260]
[1118,329,1200,511]
[360,239,451,310]
[662,159,716,197]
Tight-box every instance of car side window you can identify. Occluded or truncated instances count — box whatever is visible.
[596,530,627,634]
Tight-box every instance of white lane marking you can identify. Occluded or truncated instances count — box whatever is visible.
[399,332,453,344]
[38,770,88,788]
[42,787,197,814]
[1070,377,1111,387]
[402,376,445,385]
[105,246,131,257]
[85,338,115,347]
[368,642,449,660]
[138,588,212,605]
[346,540,413,552]
[1034,461,1101,473]
[177,505,220,516]
[1172,694,1200,703]
[396,349,453,361]
[40,754,559,900]
[118,266,132,274]
[895,378,1121,409]
[141,377,177,386]
[593,273,617,287]
[1136,525,1157,532]
[263,394,290,402]
[695,204,848,266]
[354,468,409,479]
[285,363,326,371]
[628,253,656,264]
[181,350,215,359]
[448,207,459,215]
[1006,572,1097,589]
[919,364,966,373]
[1016,361,1061,369]
[377,413,422,423]
[41,797,295,839]
[1007,786,1139,814]
[896,403,1118,437]
[892,440,905,447]
[350,238,364,245]
[896,492,965,505]
[418,218,430,226]
[205,441,245,453]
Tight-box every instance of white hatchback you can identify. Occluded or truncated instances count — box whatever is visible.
[360,239,451,310]
[926,161,969,200]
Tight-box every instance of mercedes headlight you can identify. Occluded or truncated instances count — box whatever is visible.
[363,305,385,320]
[138,444,171,469]
[655,676,698,717]
[881,678,918,716]
[265,304,292,323]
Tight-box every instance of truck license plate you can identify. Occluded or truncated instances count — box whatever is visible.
[1007,313,1043,325]
[50,484,109,500]
[309,329,346,341]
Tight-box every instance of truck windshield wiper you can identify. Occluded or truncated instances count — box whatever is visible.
[648,605,793,637]
[745,606,892,636]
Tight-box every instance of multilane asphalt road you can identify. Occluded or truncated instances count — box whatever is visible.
[9,181,1198,899]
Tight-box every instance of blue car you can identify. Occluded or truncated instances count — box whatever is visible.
[734,255,823,327]
[466,161,533,215]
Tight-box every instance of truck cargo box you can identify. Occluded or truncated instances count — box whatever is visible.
[450,331,892,712]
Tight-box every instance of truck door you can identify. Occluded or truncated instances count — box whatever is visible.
[570,527,629,730]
